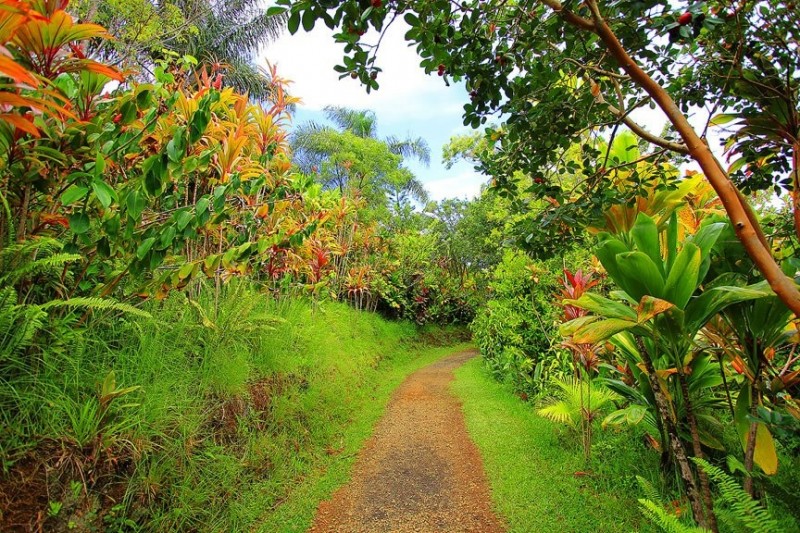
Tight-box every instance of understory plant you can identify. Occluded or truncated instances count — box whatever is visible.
[563,212,774,530]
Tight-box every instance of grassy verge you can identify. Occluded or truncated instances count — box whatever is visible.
[452,357,652,532]
[0,282,468,531]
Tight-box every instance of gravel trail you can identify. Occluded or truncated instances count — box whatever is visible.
[309,350,505,533]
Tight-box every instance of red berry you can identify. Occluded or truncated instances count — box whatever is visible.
[678,12,692,25]
[437,64,446,76]
[371,0,382,7]
[113,113,122,124]
[533,177,544,184]
[350,71,358,79]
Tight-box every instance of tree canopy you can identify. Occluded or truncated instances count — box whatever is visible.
[276,0,800,314]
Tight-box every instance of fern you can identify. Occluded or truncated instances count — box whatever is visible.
[637,475,664,506]
[638,499,710,533]
[0,286,46,361]
[693,458,781,533]
[1,252,81,285]
[39,297,151,318]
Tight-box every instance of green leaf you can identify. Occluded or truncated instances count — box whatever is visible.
[62,185,89,205]
[94,152,106,177]
[595,236,630,292]
[91,179,116,209]
[126,190,146,220]
[176,210,193,230]
[287,11,300,33]
[685,282,772,333]
[572,318,637,344]
[710,113,740,126]
[136,237,156,260]
[664,242,700,308]
[266,6,287,16]
[564,293,636,320]
[196,197,209,216]
[617,251,665,300]
[302,9,315,31]
[631,213,663,275]
[69,213,90,234]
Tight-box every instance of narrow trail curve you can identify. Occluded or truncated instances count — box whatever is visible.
[310,350,505,533]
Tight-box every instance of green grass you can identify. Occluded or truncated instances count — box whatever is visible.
[452,357,653,532]
[0,281,469,531]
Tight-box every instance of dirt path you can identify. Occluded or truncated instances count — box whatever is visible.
[309,350,505,533]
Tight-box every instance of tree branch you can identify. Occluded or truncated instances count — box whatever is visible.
[569,0,800,317]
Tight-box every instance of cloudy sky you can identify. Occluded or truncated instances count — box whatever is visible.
[259,22,488,202]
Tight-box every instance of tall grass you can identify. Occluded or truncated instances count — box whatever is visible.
[0,281,465,531]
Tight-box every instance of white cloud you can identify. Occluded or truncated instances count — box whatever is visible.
[426,170,488,201]
[261,22,459,121]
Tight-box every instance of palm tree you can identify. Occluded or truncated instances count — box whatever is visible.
[292,106,431,206]
[74,0,286,100]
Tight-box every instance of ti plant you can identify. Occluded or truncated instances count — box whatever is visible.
[561,212,772,532]
[700,221,799,496]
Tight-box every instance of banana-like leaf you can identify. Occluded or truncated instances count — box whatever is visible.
[572,317,638,344]
[631,213,664,276]
[617,251,665,300]
[636,296,674,323]
[688,222,726,260]
[563,292,636,320]
[595,236,630,293]
[664,242,700,308]
[685,281,773,333]
[735,384,778,475]
[559,315,599,337]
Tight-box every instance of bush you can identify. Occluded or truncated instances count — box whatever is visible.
[470,249,582,397]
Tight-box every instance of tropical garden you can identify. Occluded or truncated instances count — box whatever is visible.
[0,0,798,531]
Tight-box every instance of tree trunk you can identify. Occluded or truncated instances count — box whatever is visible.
[636,339,708,528]
[676,365,718,532]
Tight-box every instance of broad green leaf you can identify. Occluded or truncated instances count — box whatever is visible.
[126,190,145,220]
[302,9,315,31]
[572,318,637,344]
[94,152,106,176]
[595,237,631,294]
[176,210,193,230]
[91,178,116,208]
[69,212,90,234]
[196,197,209,216]
[664,242,700,308]
[689,222,725,260]
[636,296,674,324]
[686,282,772,333]
[136,237,155,260]
[710,113,740,126]
[62,185,89,205]
[564,293,636,320]
[631,213,663,275]
[666,212,678,272]
[559,315,600,337]
[603,404,647,428]
[617,251,665,300]
[178,262,195,280]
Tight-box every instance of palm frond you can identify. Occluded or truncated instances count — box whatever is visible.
[386,135,431,166]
